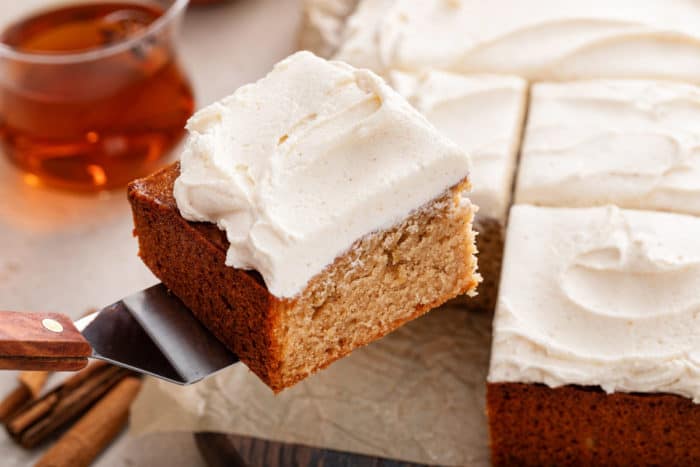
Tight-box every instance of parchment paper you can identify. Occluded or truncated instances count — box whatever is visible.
[130,306,493,466]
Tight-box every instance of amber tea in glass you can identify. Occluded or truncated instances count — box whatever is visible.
[0,0,194,191]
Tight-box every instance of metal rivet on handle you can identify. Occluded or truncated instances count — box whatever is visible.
[42,318,63,333]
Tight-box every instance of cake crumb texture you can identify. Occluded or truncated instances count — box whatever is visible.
[276,175,479,388]
[128,163,478,391]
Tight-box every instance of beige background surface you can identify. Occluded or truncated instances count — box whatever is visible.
[0,1,299,465]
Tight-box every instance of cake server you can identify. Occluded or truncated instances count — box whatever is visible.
[0,283,239,384]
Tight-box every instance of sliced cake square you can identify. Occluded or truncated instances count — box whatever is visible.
[390,70,527,311]
[487,204,700,465]
[128,52,479,392]
[516,80,700,215]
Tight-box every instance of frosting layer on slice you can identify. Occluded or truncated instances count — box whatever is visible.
[174,51,472,298]
[489,205,700,402]
[390,70,526,221]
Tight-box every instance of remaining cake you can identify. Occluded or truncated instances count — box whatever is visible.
[487,204,700,465]
[390,70,527,311]
[516,79,700,215]
[128,52,479,392]
[299,0,359,57]
[334,0,700,81]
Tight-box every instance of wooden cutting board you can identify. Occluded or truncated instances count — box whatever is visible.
[194,433,434,467]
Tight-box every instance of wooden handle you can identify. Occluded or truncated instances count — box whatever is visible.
[0,311,91,371]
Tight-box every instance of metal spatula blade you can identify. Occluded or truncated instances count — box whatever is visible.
[76,283,239,385]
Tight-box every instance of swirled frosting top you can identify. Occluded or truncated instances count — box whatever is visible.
[516,80,700,216]
[390,70,526,221]
[173,51,471,298]
[489,205,700,402]
[334,0,700,82]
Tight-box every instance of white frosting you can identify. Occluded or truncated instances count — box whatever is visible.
[335,0,700,82]
[390,71,526,221]
[301,0,359,57]
[173,51,471,299]
[516,80,700,216]
[489,205,700,402]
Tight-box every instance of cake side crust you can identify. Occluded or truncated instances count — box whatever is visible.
[487,382,700,466]
[127,163,286,386]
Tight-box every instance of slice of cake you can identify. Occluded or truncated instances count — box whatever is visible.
[516,79,700,216]
[487,204,700,465]
[390,70,527,311]
[299,0,359,57]
[334,0,700,82]
[128,51,480,392]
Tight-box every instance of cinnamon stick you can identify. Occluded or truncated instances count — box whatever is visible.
[19,371,49,398]
[5,361,132,448]
[62,361,110,390]
[35,377,142,467]
[0,371,49,422]
[18,365,130,448]
[0,386,30,423]
[5,363,106,436]
[7,393,58,434]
